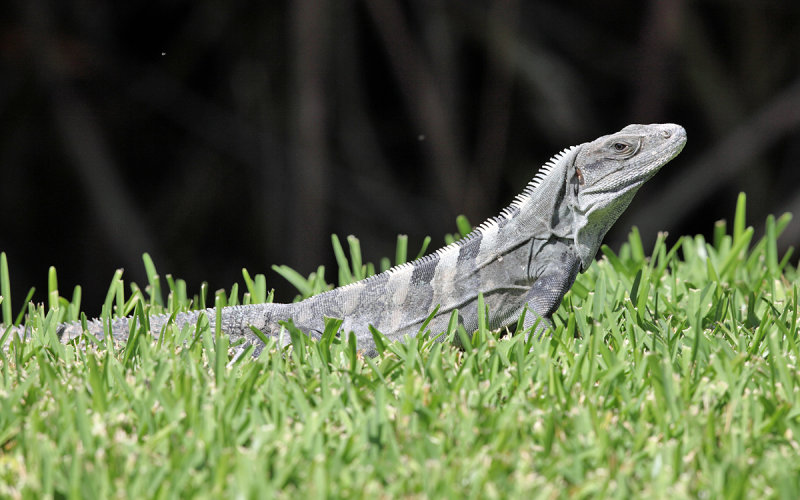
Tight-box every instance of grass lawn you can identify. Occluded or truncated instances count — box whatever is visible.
[1,193,799,499]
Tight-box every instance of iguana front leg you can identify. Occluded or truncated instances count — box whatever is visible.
[520,241,581,336]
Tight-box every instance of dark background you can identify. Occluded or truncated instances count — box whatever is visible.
[2,0,800,315]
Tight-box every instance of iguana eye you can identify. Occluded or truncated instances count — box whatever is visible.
[607,139,641,159]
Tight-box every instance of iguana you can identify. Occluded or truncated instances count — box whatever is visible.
[10,123,686,356]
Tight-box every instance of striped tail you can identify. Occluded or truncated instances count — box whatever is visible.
[3,302,293,356]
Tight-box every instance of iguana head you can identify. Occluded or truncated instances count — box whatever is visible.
[570,123,686,270]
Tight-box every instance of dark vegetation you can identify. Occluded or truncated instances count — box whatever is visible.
[2,0,800,312]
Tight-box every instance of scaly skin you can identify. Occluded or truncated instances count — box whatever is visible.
[5,124,686,356]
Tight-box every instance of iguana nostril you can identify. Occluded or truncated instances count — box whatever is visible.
[662,130,672,138]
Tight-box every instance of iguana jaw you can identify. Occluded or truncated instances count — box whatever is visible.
[571,123,687,270]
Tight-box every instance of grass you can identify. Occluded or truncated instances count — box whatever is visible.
[1,192,800,498]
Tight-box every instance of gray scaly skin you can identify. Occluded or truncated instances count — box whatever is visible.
[15,123,687,356]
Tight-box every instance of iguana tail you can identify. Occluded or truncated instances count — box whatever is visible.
[5,302,294,356]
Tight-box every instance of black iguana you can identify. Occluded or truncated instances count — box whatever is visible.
[12,123,686,356]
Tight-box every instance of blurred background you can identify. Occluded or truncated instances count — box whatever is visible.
[1,0,800,315]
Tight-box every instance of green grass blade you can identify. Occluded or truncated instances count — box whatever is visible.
[47,266,58,313]
[719,227,754,278]
[347,235,365,281]
[142,252,164,307]
[1,252,11,326]
[414,236,432,260]
[255,274,268,303]
[272,265,313,298]
[456,215,472,237]
[765,214,779,278]
[102,269,124,319]
[628,226,645,263]
[331,234,354,285]
[369,324,388,355]
[214,295,227,386]
[733,192,747,244]
[713,219,727,249]
[242,268,256,299]
[395,234,409,265]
